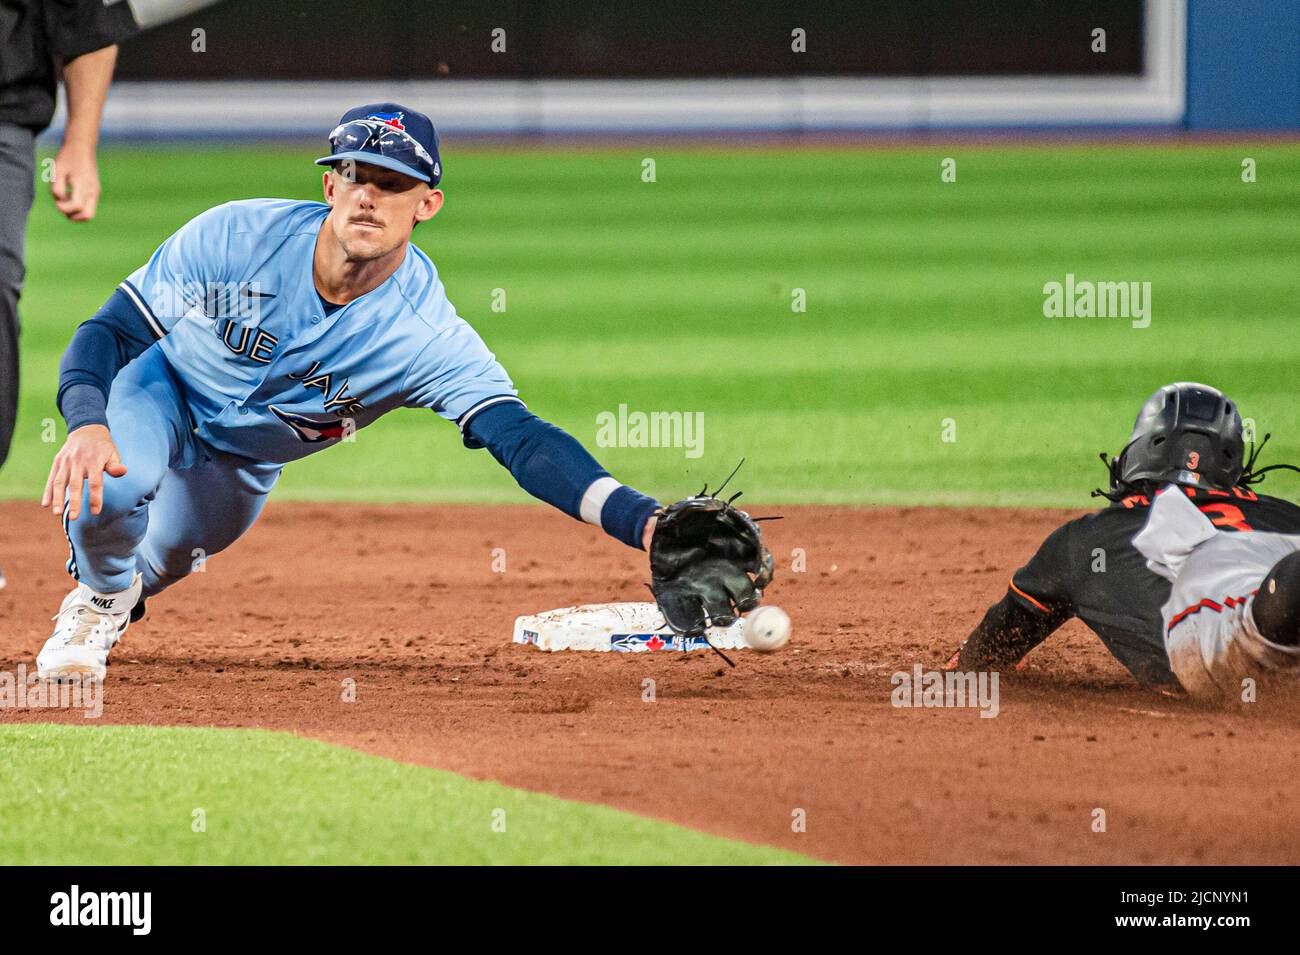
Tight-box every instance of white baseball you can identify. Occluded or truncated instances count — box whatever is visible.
[744,605,791,652]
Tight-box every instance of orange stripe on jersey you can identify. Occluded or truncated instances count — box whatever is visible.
[1009,579,1051,614]
[1167,589,1259,630]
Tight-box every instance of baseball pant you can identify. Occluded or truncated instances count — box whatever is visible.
[0,122,35,470]
[1167,593,1300,698]
[64,345,282,597]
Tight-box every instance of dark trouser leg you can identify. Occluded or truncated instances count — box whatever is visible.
[0,123,35,471]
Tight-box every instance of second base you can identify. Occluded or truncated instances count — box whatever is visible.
[513,601,747,653]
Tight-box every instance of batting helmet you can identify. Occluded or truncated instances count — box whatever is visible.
[1104,382,1244,495]
[1251,550,1300,647]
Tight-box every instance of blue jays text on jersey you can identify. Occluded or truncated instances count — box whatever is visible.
[114,198,520,464]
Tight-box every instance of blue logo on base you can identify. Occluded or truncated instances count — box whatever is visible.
[610,632,715,653]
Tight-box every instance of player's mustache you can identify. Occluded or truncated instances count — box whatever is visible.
[349,216,383,227]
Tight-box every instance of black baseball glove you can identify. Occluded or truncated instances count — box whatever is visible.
[649,490,775,637]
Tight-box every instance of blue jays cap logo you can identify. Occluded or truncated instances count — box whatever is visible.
[368,111,406,131]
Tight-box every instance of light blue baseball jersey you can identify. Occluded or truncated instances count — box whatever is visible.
[115,199,520,464]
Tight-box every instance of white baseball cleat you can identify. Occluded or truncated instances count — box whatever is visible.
[37,574,142,682]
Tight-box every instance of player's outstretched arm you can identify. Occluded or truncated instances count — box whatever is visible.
[950,590,1070,671]
[464,401,660,550]
[463,402,774,635]
[948,522,1076,671]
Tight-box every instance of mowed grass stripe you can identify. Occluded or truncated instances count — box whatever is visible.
[3,142,1297,506]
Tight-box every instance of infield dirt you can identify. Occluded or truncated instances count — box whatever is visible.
[2,501,1297,865]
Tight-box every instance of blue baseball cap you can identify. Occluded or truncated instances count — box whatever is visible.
[315,102,442,185]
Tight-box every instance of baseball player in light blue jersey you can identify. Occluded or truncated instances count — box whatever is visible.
[36,103,774,681]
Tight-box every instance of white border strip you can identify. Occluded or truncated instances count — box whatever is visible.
[54,0,1184,137]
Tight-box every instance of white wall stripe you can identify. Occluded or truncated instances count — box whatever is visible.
[43,2,1185,139]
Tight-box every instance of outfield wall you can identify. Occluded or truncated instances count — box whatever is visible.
[1185,0,1300,130]
[42,0,1298,140]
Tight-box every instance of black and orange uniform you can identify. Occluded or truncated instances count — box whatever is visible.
[955,485,1300,687]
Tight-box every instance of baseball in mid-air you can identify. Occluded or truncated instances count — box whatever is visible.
[744,605,791,652]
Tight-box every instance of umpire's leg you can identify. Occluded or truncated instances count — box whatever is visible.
[0,122,35,470]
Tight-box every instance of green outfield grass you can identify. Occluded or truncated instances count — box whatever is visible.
[0,724,814,864]
[3,141,1298,507]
